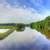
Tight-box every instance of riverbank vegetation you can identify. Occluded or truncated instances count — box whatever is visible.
[0,16,50,40]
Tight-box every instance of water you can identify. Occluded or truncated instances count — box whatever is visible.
[0,27,50,50]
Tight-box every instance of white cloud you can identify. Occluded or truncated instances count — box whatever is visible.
[0,0,50,49]
[0,1,44,24]
[0,0,49,41]
[0,27,48,48]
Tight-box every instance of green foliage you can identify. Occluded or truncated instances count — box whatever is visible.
[16,23,25,31]
[0,16,50,40]
[30,16,50,39]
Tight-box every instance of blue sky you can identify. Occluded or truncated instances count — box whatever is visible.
[0,0,50,23]
[6,0,50,15]
[0,0,50,50]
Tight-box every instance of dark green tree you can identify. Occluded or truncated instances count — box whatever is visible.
[30,16,50,39]
[16,23,25,31]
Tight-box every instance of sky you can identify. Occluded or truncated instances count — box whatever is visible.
[0,0,50,50]
[0,0,50,24]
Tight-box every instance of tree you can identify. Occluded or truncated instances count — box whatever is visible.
[30,16,50,39]
[16,23,25,31]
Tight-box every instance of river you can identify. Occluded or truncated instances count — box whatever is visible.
[0,27,50,50]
